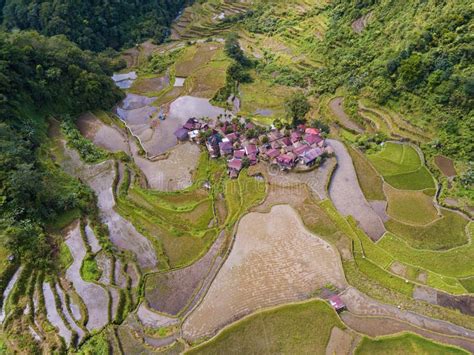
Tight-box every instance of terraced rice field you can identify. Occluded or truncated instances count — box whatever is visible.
[384,184,439,226]
[368,142,435,191]
[52,130,159,270]
[378,232,474,279]
[145,231,228,316]
[358,100,433,143]
[170,0,250,40]
[187,300,346,354]
[385,208,471,250]
[182,205,346,341]
[64,223,109,331]
[77,112,130,154]
[355,332,468,355]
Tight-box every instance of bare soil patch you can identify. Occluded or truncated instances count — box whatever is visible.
[413,286,438,304]
[145,231,227,316]
[435,155,457,177]
[328,139,386,240]
[437,292,474,317]
[329,97,364,133]
[77,112,130,154]
[325,327,353,355]
[352,12,373,33]
[341,312,474,353]
[182,205,347,341]
[389,261,407,278]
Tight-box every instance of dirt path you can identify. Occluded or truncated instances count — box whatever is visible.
[341,287,474,341]
[342,312,474,353]
[328,139,386,240]
[329,97,364,133]
[351,12,373,33]
[64,223,110,331]
[182,205,347,341]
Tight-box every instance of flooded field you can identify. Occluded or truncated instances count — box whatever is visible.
[112,71,137,89]
[117,94,226,157]
[328,139,386,240]
[77,112,130,154]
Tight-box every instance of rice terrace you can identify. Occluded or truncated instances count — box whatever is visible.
[0,0,472,354]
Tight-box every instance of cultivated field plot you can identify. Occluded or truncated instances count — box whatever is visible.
[435,155,457,177]
[355,332,468,355]
[368,142,435,191]
[385,208,470,250]
[182,205,347,341]
[347,145,385,201]
[132,142,201,191]
[358,100,434,143]
[187,300,345,354]
[145,231,227,316]
[384,184,439,225]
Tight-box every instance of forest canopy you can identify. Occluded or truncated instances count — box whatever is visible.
[0,31,123,267]
[1,0,190,51]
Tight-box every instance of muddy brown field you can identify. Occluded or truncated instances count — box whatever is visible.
[145,231,227,315]
[435,155,457,177]
[182,205,347,341]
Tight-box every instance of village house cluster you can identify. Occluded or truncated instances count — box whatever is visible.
[175,116,334,178]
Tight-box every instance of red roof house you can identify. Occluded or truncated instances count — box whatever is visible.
[266,148,281,159]
[243,143,258,156]
[234,149,245,159]
[294,144,310,156]
[305,127,320,135]
[277,153,297,169]
[328,295,346,312]
[228,159,243,172]
[304,133,323,145]
[290,131,302,143]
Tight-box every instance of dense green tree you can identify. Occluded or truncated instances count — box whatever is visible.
[285,92,310,127]
[0,31,122,268]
